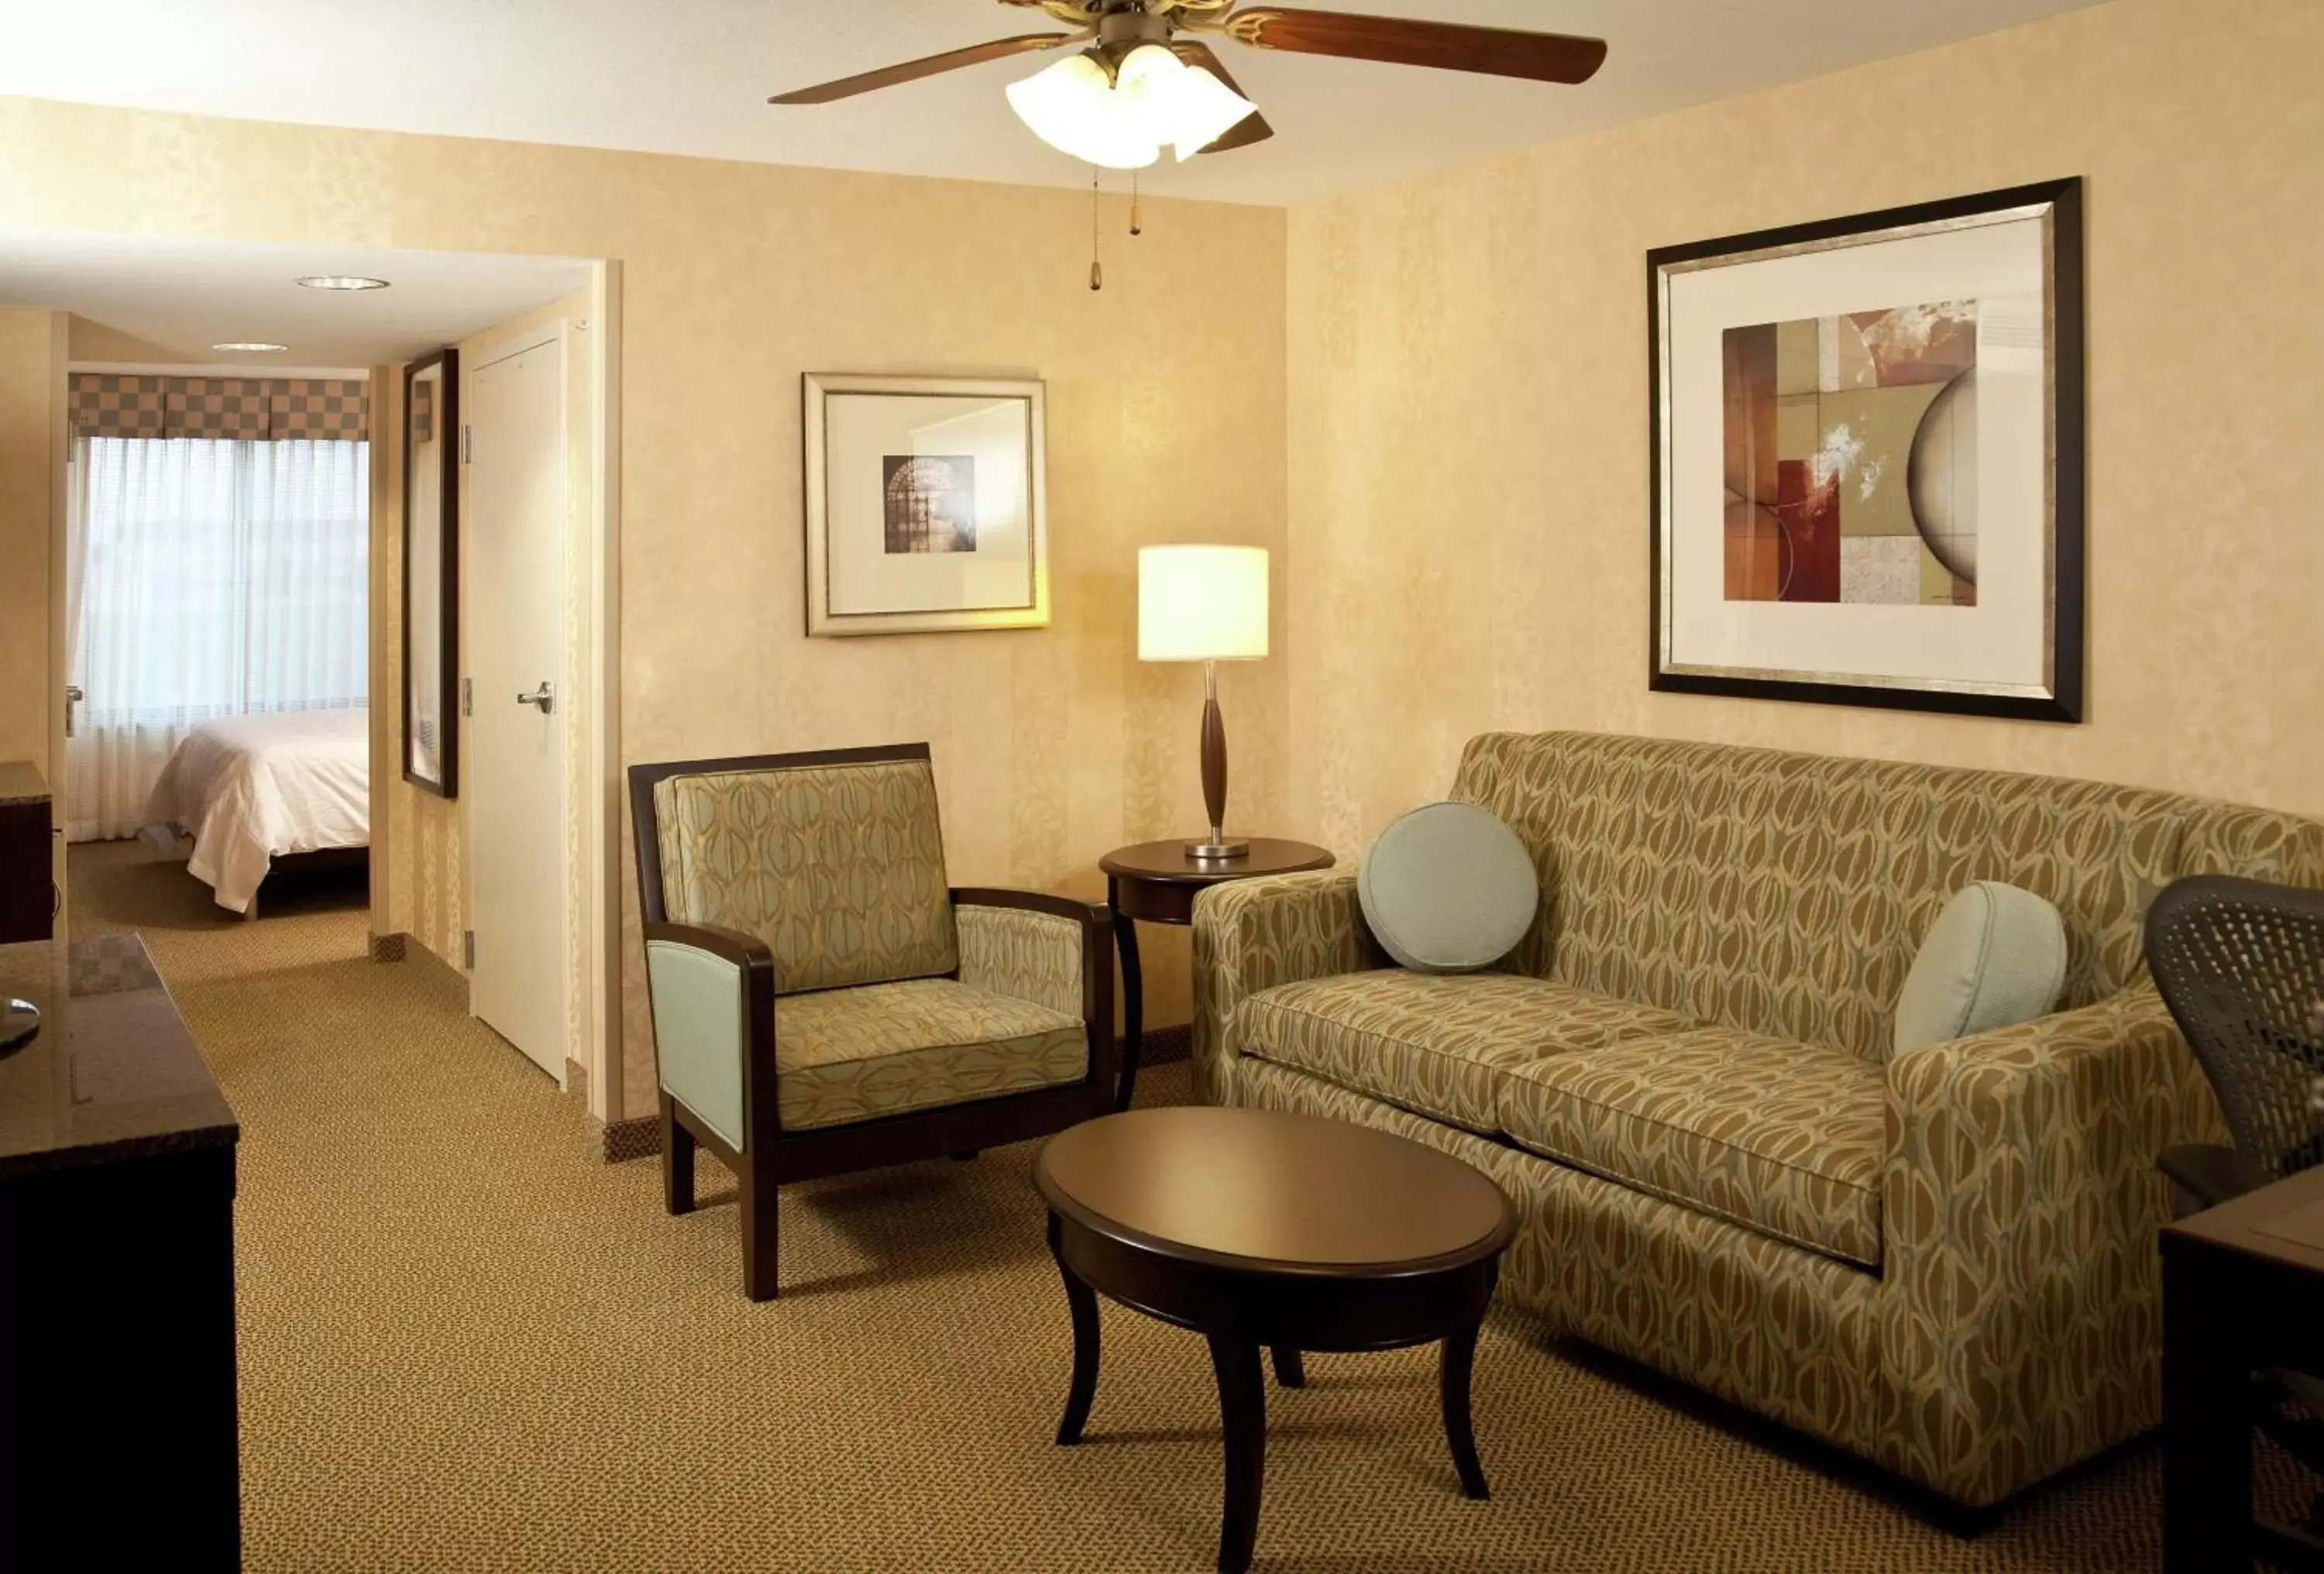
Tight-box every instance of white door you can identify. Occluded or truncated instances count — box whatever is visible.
[466,330,570,1081]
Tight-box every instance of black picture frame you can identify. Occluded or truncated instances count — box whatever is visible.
[1647,177,2085,723]
[401,349,460,796]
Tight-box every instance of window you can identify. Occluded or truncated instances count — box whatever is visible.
[64,435,370,839]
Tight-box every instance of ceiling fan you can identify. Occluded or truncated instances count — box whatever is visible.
[768,2,1607,170]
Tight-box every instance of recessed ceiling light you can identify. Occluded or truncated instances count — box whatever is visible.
[295,274,390,291]
[211,341,289,353]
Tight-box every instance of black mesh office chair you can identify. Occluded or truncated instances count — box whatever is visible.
[2145,875,2324,1523]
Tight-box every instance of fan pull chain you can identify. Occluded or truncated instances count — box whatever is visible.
[1089,168,1103,292]
[1129,170,1143,238]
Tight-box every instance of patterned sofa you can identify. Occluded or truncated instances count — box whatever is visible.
[1193,730,2324,1509]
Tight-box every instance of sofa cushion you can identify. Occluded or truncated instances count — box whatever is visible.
[1235,970,1697,1136]
[1497,1028,1888,1269]
[772,978,1085,1132]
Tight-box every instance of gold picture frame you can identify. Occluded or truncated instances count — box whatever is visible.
[802,373,1050,637]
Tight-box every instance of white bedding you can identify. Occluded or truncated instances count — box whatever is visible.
[143,710,370,914]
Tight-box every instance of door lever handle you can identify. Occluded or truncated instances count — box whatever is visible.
[517,682,555,714]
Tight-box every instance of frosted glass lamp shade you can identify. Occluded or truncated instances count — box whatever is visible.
[1007,45,1257,170]
[1006,53,1160,170]
[1138,545,1269,662]
[1116,44,1259,161]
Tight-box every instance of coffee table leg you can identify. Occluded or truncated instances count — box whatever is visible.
[1207,1335,1267,1574]
[1049,1216,1101,1446]
[1440,1319,1488,1500]
[1269,1346,1305,1389]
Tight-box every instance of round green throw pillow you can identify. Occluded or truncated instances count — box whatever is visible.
[1890,880,2068,1059]
[1359,802,1538,974]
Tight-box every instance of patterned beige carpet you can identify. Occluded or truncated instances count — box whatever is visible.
[70,839,2174,1572]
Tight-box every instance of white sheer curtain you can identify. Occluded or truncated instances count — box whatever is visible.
[64,435,370,841]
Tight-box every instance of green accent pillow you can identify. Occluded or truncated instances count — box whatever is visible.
[1891,881,2068,1060]
[1359,802,1538,974]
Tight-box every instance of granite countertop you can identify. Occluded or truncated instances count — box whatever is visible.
[0,933,238,1180]
[0,760,48,809]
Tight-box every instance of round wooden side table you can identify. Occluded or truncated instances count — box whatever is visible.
[1035,1106,1516,1574]
[1098,837,1333,1111]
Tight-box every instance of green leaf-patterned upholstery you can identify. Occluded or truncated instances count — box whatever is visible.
[769,978,1085,1132]
[1497,1028,1887,1269]
[1193,730,2324,1507]
[1234,969,1693,1136]
[653,759,957,996]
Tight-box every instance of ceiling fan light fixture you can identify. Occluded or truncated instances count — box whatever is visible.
[1006,51,1158,170]
[1124,46,1260,162]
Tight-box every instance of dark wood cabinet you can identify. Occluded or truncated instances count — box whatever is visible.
[0,761,56,944]
[0,934,242,1567]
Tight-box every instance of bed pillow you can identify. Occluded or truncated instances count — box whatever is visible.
[1358,802,1538,974]
[1891,881,2068,1060]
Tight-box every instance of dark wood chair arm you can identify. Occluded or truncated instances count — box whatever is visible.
[2159,1143,2271,1218]
[640,920,779,1092]
[644,920,773,971]
[949,887,1117,1090]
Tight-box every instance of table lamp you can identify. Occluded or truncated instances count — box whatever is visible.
[1138,544,1269,861]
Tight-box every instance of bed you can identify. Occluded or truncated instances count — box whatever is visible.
[142,710,370,916]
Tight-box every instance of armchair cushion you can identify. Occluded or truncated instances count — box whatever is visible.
[1236,970,1697,1136]
[1498,1027,1888,1268]
[772,978,1085,1132]
[652,760,958,995]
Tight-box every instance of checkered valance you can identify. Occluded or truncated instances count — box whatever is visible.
[70,374,370,442]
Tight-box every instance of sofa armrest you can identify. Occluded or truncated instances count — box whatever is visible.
[1879,984,2229,1505]
[951,888,1118,1091]
[642,921,775,1153]
[1191,869,1382,1104]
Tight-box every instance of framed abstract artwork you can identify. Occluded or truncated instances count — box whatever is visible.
[402,349,459,795]
[802,373,1050,637]
[1648,178,2085,721]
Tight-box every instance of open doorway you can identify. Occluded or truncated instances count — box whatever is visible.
[0,230,616,1101]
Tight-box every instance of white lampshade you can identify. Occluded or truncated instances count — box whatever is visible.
[1116,44,1259,161]
[1138,545,1270,662]
[1008,46,1258,170]
[1006,53,1159,170]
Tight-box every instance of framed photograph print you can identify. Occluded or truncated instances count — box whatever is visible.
[402,349,459,796]
[1649,177,2085,721]
[803,373,1050,636]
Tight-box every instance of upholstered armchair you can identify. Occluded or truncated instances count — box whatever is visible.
[629,744,1115,1301]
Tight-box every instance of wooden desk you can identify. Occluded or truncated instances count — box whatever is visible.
[0,933,242,1568]
[2162,1163,2324,1572]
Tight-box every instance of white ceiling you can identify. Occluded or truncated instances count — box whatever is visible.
[0,232,593,369]
[0,0,2110,208]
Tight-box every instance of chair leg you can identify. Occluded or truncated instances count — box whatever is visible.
[740,1157,779,1302]
[661,1094,694,1217]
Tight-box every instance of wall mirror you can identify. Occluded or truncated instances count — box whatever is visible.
[403,349,459,796]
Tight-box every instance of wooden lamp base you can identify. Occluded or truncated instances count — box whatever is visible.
[1187,660,1249,861]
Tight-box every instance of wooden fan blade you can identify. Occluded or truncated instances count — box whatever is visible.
[1222,8,1606,85]
[1171,42,1276,153]
[769,33,1078,105]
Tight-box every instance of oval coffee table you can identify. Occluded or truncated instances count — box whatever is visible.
[1033,1106,1516,1573]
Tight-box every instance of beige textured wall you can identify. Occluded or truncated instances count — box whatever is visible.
[0,309,64,778]
[0,96,1288,1117]
[1284,0,2324,854]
